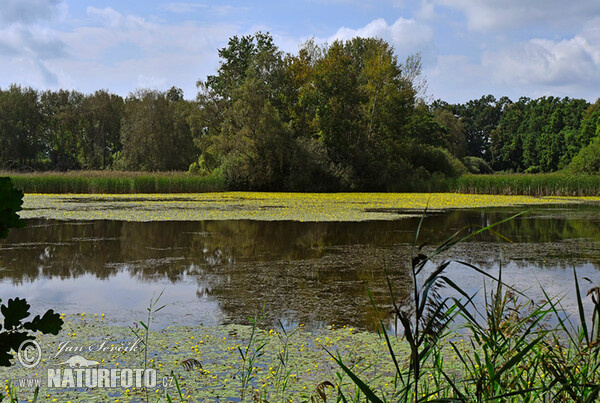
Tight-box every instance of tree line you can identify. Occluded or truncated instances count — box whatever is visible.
[1,32,600,190]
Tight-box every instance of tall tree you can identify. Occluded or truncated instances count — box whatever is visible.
[0,86,43,170]
[79,90,124,169]
[119,90,194,171]
[39,89,83,170]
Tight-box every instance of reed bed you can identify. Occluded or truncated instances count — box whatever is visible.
[3,171,600,196]
[453,173,600,196]
[2,171,226,194]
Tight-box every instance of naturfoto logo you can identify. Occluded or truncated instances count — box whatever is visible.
[17,338,160,389]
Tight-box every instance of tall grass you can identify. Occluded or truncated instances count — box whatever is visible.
[453,173,600,196]
[332,213,600,401]
[3,171,226,193]
[4,170,600,195]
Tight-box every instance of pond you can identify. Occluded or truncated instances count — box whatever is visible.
[2,201,600,331]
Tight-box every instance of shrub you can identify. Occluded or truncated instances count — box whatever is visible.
[463,156,494,174]
[569,140,600,174]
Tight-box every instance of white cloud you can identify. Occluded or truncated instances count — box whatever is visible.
[0,25,68,59]
[328,17,435,61]
[425,18,600,103]
[45,8,240,96]
[86,7,124,29]
[161,3,208,14]
[432,0,600,31]
[0,0,68,85]
[482,20,600,88]
[0,0,63,26]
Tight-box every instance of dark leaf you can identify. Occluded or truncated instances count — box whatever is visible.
[315,381,334,402]
[23,309,63,335]
[1,298,31,330]
[0,331,33,367]
[180,358,202,371]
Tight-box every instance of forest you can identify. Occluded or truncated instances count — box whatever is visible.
[1,32,600,191]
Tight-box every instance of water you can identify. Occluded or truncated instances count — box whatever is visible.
[1,204,600,330]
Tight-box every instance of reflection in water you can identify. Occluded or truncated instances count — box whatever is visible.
[1,205,600,330]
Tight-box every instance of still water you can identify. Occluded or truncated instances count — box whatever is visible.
[1,204,600,330]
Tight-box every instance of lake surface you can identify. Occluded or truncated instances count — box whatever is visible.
[1,203,600,331]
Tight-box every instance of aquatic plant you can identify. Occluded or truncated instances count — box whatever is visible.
[455,173,600,197]
[330,210,524,401]
[130,289,166,401]
[19,191,575,222]
[330,210,600,402]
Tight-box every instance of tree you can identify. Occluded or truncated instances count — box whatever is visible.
[194,32,286,176]
[445,95,510,161]
[79,90,124,169]
[118,90,195,171]
[491,97,589,172]
[219,73,294,189]
[434,109,466,158]
[39,89,84,171]
[0,86,43,170]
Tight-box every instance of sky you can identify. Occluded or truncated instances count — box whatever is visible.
[1,0,599,103]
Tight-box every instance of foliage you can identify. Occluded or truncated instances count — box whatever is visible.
[195,34,453,191]
[489,96,589,172]
[0,177,25,238]
[0,298,63,367]
[0,85,43,171]
[6,171,226,193]
[454,173,600,196]
[433,95,510,161]
[434,108,467,158]
[1,38,600,190]
[462,156,493,174]
[569,139,600,174]
[117,89,195,171]
[0,177,63,377]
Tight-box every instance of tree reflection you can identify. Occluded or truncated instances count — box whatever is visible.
[0,205,599,329]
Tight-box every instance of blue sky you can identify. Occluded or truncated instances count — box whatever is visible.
[1,0,599,103]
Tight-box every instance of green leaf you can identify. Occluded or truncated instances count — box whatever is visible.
[326,349,383,403]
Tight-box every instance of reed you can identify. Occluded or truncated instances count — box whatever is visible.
[453,173,600,196]
[6,171,600,196]
[3,171,226,194]
[331,213,600,402]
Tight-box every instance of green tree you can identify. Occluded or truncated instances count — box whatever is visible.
[194,32,286,177]
[444,95,510,161]
[434,108,466,158]
[79,90,124,169]
[118,90,195,171]
[39,89,84,170]
[219,73,294,189]
[0,86,43,170]
[491,96,588,172]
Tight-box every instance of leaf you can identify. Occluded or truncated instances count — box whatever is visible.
[24,309,64,335]
[1,298,31,330]
[0,331,33,367]
[326,349,383,403]
[180,358,202,371]
[574,268,590,345]
[0,177,25,239]
[315,381,334,402]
